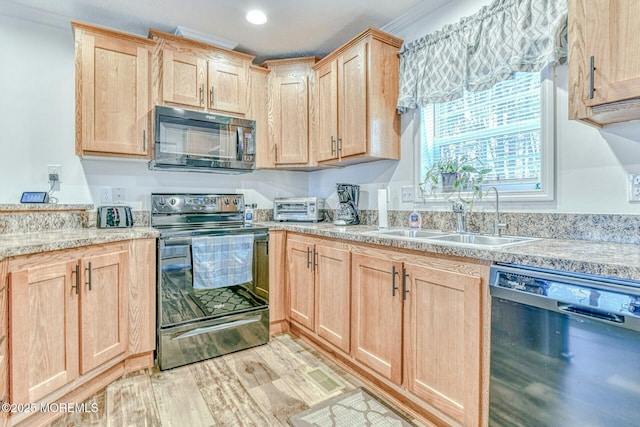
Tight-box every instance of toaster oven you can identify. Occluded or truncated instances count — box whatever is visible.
[273,197,324,222]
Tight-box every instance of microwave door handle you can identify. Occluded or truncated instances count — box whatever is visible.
[236,126,244,161]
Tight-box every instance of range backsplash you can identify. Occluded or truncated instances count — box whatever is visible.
[355,209,640,245]
[1,205,638,245]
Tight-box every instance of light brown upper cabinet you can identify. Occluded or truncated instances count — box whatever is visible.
[149,29,253,116]
[73,21,154,158]
[261,57,320,169]
[314,28,402,165]
[248,65,271,169]
[569,0,640,126]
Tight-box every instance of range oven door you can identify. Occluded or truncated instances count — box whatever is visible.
[156,228,269,370]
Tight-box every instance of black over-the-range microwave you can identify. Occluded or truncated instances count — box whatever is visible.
[149,106,256,174]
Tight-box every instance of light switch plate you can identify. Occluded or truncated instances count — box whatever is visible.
[112,187,125,204]
[627,173,640,203]
[401,186,415,202]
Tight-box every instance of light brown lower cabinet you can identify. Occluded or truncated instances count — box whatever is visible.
[4,238,156,426]
[282,234,489,426]
[351,252,403,385]
[286,234,351,353]
[403,261,483,426]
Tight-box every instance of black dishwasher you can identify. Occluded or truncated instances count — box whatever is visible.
[489,264,640,427]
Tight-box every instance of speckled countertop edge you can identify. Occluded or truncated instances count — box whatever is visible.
[0,227,159,259]
[2,221,640,283]
[0,203,94,211]
[263,222,640,282]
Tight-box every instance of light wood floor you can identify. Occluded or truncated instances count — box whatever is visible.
[48,333,422,427]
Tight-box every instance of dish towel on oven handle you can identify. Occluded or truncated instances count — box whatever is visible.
[191,234,254,289]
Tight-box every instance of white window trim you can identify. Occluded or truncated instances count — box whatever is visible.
[413,67,556,205]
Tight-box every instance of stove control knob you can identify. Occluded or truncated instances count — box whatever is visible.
[169,198,177,206]
[224,197,231,205]
[309,206,315,213]
[158,197,166,206]
[232,198,238,205]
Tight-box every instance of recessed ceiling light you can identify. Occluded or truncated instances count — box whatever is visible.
[246,10,267,25]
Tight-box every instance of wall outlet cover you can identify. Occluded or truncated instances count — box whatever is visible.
[100,188,112,204]
[627,173,640,203]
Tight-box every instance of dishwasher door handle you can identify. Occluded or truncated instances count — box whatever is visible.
[558,303,624,324]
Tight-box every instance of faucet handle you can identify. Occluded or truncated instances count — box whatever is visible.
[452,200,465,212]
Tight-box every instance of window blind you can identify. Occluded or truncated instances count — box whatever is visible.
[421,72,542,193]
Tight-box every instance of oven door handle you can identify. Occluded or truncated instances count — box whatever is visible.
[171,315,263,340]
[161,232,269,246]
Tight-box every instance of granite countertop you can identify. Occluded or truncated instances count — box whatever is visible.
[264,222,640,282]
[0,227,159,260]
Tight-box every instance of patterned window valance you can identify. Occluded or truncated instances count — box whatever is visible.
[397,0,568,112]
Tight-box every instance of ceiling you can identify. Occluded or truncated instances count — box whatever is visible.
[1,0,451,63]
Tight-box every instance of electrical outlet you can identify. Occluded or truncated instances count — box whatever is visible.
[47,165,61,191]
[112,187,125,204]
[401,185,415,202]
[100,188,113,204]
[628,173,640,202]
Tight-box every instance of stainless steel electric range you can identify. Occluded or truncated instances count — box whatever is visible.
[152,193,269,370]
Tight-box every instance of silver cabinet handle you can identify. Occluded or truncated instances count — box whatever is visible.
[589,55,596,100]
[85,262,92,290]
[306,247,312,269]
[210,86,214,108]
[392,265,399,296]
[72,264,79,294]
[331,136,336,156]
[200,84,204,105]
[337,137,342,156]
[402,267,409,300]
[313,248,318,271]
[274,145,278,162]
[142,129,146,152]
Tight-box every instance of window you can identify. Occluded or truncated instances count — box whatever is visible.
[419,70,554,201]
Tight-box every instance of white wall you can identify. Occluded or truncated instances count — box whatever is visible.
[310,0,640,214]
[0,14,309,210]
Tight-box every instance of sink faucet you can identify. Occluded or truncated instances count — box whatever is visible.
[452,200,466,233]
[486,186,508,236]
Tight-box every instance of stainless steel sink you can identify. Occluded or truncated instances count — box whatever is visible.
[426,233,539,248]
[366,228,538,248]
[367,229,450,239]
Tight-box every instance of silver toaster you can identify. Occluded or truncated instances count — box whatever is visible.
[273,197,325,222]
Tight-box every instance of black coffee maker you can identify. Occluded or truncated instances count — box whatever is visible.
[334,183,360,225]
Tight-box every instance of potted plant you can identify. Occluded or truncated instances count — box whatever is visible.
[421,155,491,202]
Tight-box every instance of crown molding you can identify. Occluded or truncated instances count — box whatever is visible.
[381,0,453,36]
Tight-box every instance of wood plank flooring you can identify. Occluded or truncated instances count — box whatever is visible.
[48,334,424,427]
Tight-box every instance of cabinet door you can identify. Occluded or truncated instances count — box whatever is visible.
[80,250,128,374]
[208,59,247,114]
[162,49,206,108]
[9,260,79,404]
[570,0,640,119]
[128,239,156,355]
[249,67,273,169]
[403,263,482,426]
[273,76,309,165]
[315,243,350,352]
[315,61,338,162]
[79,31,150,157]
[338,42,367,158]
[286,238,315,331]
[351,252,403,385]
